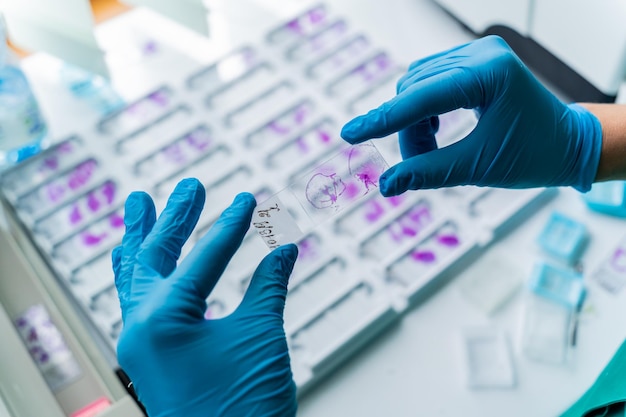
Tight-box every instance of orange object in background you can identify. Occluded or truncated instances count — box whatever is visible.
[91,0,132,24]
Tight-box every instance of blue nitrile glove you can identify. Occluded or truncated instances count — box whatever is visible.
[112,178,298,417]
[341,35,603,195]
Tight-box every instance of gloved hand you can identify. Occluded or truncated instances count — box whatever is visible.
[112,178,298,417]
[341,35,603,195]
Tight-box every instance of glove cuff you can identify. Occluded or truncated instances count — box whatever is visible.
[568,103,603,192]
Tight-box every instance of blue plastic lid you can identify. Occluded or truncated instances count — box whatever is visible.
[528,262,585,309]
[537,212,588,264]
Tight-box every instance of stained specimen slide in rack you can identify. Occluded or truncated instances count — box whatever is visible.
[0,4,555,394]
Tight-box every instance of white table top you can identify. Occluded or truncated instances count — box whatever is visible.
[13,1,626,416]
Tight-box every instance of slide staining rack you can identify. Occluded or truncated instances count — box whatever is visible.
[0,4,554,393]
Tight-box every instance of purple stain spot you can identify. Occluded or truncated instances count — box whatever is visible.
[58,142,74,154]
[387,195,405,207]
[46,183,65,203]
[82,231,107,246]
[69,205,83,225]
[149,90,169,107]
[408,206,432,226]
[68,160,97,191]
[286,20,302,34]
[39,353,50,364]
[110,213,125,228]
[375,54,392,71]
[308,8,325,24]
[242,48,256,64]
[16,318,27,328]
[318,130,331,143]
[268,121,290,135]
[296,137,309,153]
[204,308,212,320]
[437,234,460,247]
[27,329,38,342]
[354,64,373,82]
[364,200,384,223]
[611,248,626,273]
[343,181,360,199]
[87,192,100,212]
[402,226,417,237]
[387,223,405,243]
[305,172,346,209]
[293,105,309,125]
[42,157,59,171]
[102,182,116,204]
[355,172,377,192]
[411,250,436,263]
[298,237,318,260]
[126,103,141,115]
[163,143,186,165]
[142,40,159,55]
[349,145,385,194]
[186,132,211,151]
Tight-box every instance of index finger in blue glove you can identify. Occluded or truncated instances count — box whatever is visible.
[238,244,298,316]
[115,192,156,315]
[174,192,256,301]
[341,67,481,144]
[135,178,205,278]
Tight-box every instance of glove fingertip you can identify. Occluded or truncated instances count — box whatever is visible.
[340,120,366,144]
[279,244,298,270]
[380,167,412,196]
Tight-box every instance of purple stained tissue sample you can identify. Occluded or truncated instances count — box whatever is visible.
[317,129,331,143]
[109,213,125,228]
[87,192,100,212]
[293,105,309,125]
[349,145,384,193]
[306,172,346,209]
[401,226,417,237]
[69,205,82,225]
[42,156,59,171]
[308,8,325,24]
[82,231,107,246]
[437,234,460,247]
[286,20,302,34]
[67,160,97,191]
[102,182,116,204]
[411,250,436,263]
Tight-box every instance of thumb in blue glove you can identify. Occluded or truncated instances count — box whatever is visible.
[113,178,298,417]
[341,35,603,195]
